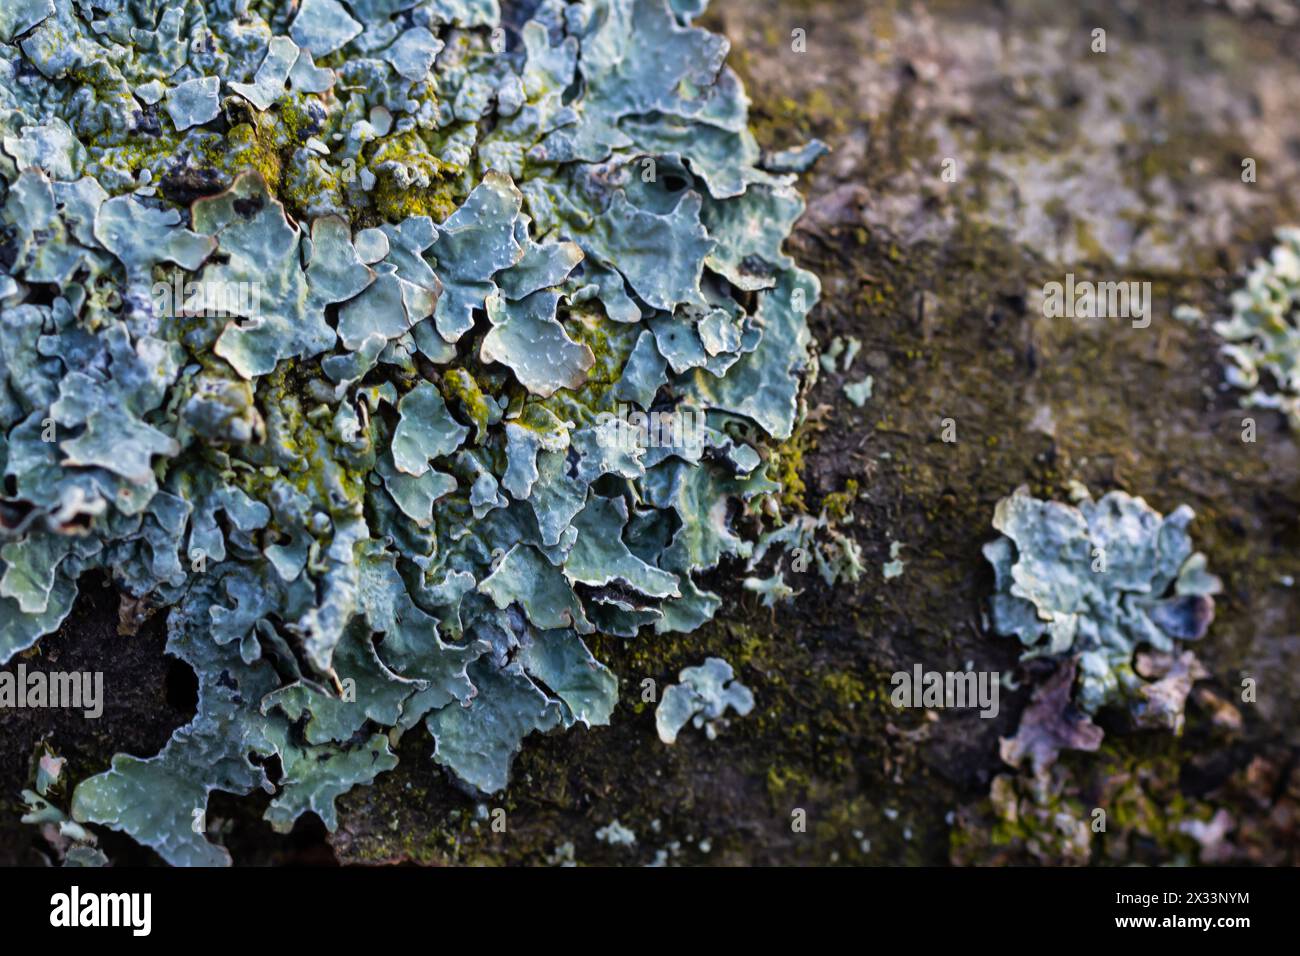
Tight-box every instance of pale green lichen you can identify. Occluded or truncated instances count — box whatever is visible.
[984,485,1221,766]
[0,0,823,865]
[655,656,755,744]
[1215,226,1300,429]
[882,540,905,580]
[19,744,107,867]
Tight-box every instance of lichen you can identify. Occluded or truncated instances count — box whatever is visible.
[1215,226,1300,429]
[984,484,1221,723]
[0,0,823,865]
[655,656,755,744]
[969,484,1231,862]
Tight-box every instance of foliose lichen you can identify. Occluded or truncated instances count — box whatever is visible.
[654,656,754,744]
[1215,226,1300,429]
[20,744,108,867]
[0,0,822,864]
[983,485,1221,764]
[958,485,1229,864]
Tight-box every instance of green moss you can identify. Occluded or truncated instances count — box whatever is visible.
[228,364,369,512]
[766,764,811,803]
[364,130,464,225]
[201,119,284,196]
[821,670,866,706]
[277,95,322,143]
[370,173,461,225]
[441,367,493,439]
[766,419,814,512]
[820,477,859,521]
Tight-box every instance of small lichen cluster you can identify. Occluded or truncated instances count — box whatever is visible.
[959,486,1229,865]
[1215,226,1300,429]
[0,0,823,865]
[654,656,753,744]
[984,485,1221,766]
[20,744,108,867]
